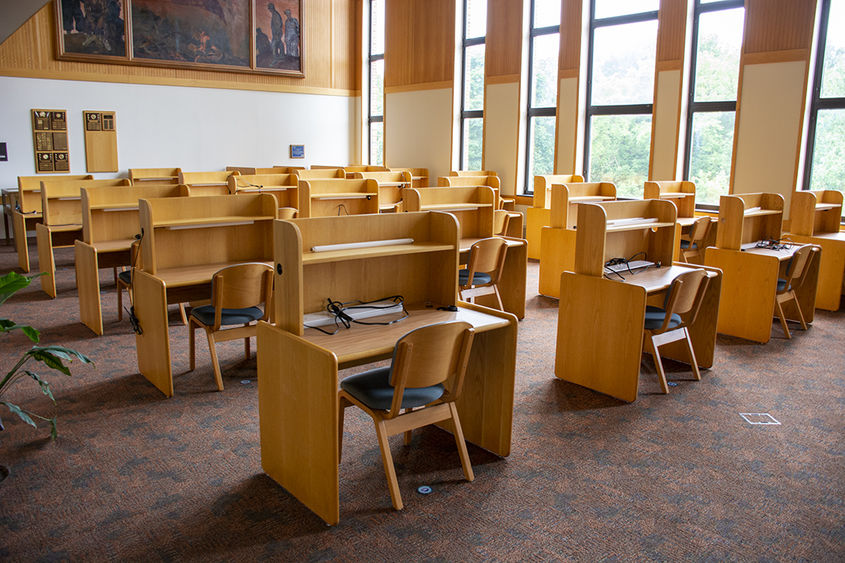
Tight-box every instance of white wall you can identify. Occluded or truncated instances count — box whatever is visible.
[484,81,520,196]
[651,69,682,181]
[384,88,453,181]
[555,77,580,175]
[0,76,355,186]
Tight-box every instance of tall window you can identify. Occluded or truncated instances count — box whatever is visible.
[585,0,659,199]
[684,0,744,206]
[804,0,845,217]
[368,0,385,165]
[460,0,487,170]
[524,0,560,193]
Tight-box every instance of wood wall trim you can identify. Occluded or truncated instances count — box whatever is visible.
[485,0,522,78]
[384,0,455,89]
[656,0,688,63]
[743,0,816,54]
[655,59,684,72]
[742,49,811,66]
[558,0,582,72]
[385,81,454,94]
[0,2,357,94]
[486,74,520,85]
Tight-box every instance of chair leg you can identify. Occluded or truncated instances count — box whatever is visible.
[112,267,118,286]
[117,284,124,321]
[645,333,669,394]
[403,408,413,445]
[178,303,188,326]
[205,329,224,391]
[338,395,350,462]
[683,328,701,382]
[188,319,196,371]
[449,402,474,482]
[244,322,251,359]
[493,285,504,311]
[375,419,403,510]
[791,291,808,330]
[775,299,791,339]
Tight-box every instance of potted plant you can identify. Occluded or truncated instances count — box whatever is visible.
[1,271,92,481]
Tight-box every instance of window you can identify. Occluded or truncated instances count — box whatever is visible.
[585,0,659,199]
[368,0,385,165]
[683,0,744,206]
[804,0,845,217]
[523,0,560,193]
[459,0,487,170]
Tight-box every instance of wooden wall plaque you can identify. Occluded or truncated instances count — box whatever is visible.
[31,109,70,173]
[83,110,119,173]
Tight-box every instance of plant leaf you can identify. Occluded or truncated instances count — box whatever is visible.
[1,400,38,428]
[0,319,13,330]
[0,272,43,305]
[27,346,92,376]
[34,345,93,364]
[23,370,55,402]
[0,322,40,342]
[48,416,58,441]
[21,326,40,342]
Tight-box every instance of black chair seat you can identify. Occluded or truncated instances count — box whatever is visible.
[190,304,263,327]
[340,366,445,411]
[644,305,682,331]
[776,278,790,292]
[458,269,492,286]
[117,270,131,285]
[679,240,697,250]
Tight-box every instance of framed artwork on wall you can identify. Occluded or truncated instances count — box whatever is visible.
[55,0,304,77]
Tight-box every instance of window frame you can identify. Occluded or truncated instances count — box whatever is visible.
[582,0,659,195]
[682,0,745,210]
[367,0,384,166]
[803,0,845,217]
[459,0,486,171]
[522,0,560,195]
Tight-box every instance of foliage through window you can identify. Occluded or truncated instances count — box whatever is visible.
[684,0,744,206]
[368,0,384,165]
[460,0,487,171]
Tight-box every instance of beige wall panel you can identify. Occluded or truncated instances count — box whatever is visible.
[733,61,807,214]
[651,69,682,181]
[555,77,580,175]
[385,88,453,180]
[483,81,520,196]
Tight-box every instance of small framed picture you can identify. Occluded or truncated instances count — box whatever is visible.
[290,144,305,159]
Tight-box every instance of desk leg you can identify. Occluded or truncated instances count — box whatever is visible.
[75,241,103,335]
[793,235,839,311]
[539,228,577,298]
[12,211,30,272]
[555,273,646,403]
[784,249,820,325]
[525,208,549,260]
[257,323,339,525]
[705,248,778,343]
[35,223,57,298]
[134,270,173,397]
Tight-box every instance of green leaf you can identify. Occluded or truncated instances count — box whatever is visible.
[48,416,58,441]
[21,326,40,342]
[1,400,38,429]
[0,322,40,342]
[0,272,43,305]
[34,346,92,364]
[0,319,13,330]
[27,346,92,376]
[23,370,55,403]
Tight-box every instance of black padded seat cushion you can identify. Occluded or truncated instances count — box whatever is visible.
[777,278,790,292]
[340,366,445,411]
[118,270,131,285]
[679,240,697,250]
[458,269,492,286]
[190,305,263,327]
[644,305,682,331]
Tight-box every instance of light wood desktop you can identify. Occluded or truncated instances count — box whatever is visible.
[349,170,412,212]
[227,166,306,175]
[525,174,585,259]
[293,168,346,180]
[132,194,278,397]
[704,193,820,343]
[438,174,513,210]
[788,190,844,311]
[13,174,92,272]
[257,211,518,525]
[75,184,189,335]
[297,178,379,217]
[179,170,235,196]
[555,200,722,403]
[129,168,181,184]
[404,186,526,319]
[538,182,616,298]
[643,180,711,261]
[228,173,299,217]
[36,178,130,298]
[389,167,429,189]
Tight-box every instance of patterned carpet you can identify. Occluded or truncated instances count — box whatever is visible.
[1,242,843,561]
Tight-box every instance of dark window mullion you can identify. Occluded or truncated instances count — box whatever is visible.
[588,104,653,116]
[531,24,559,37]
[592,10,659,29]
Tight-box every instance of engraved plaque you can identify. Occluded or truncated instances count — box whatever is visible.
[51,112,66,130]
[36,132,53,151]
[34,111,51,130]
[54,152,69,171]
[53,132,68,151]
[86,112,101,131]
[37,152,54,172]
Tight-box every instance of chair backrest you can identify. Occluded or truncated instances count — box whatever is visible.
[493,210,510,236]
[466,237,508,283]
[782,244,819,292]
[210,263,273,328]
[387,321,475,413]
[688,217,711,243]
[661,269,710,331]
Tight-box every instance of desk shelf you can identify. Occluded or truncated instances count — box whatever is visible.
[302,242,454,265]
[420,203,493,211]
[605,221,675,233]
[742,208,781,218]
[152,215,275,228]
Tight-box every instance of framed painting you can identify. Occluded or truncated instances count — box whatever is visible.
[254,0,303,75]
[56,0,129,60]
[55,0,304,77]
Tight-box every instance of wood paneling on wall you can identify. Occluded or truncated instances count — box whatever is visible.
[385,0,455,90]
[485,0,522,80]
[559,0,582,77]
[743,0,816,56]
[656,0,687,68]
[0,1,357,95]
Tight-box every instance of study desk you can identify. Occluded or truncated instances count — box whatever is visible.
[258,303,516,525]
[460,236,527,319]
[705,243,820,343]
[555,264,722,403]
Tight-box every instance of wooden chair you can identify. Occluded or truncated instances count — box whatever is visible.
[338,321,476,510]
[458,237,508,310]
[643,269,710,394]
[775,245,820,339]
[117,241,187,325]
[188,263,273,390]
[680,217,711,263]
